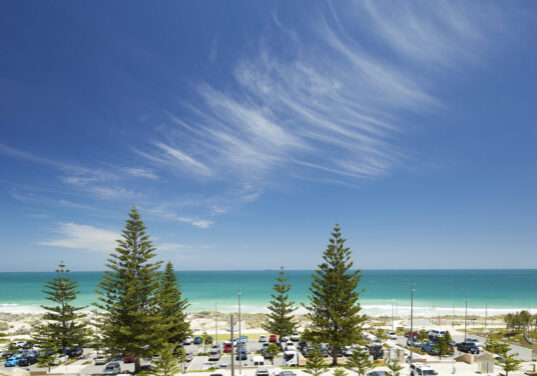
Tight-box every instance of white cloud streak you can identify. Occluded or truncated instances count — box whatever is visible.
[37,223,118,252]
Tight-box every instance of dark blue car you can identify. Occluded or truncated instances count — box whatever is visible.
[193,336,202,344]
[235,348,247,360]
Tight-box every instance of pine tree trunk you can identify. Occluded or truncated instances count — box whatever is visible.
[135,358,141,374]
[332,348,337,366]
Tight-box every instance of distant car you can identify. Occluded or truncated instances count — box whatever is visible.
[285,343,296,351]
[208,350,220,361]
[256,369,270,376]
[366,372,389,376]
[428,330,446,339]
[4,355,21,367]
[239,336,248,343]
[14,341,26,348]
[193,337,202,345]
[368,345,384,360]
[280,336,289,343]
[278,371,296,376]
[18,356,37,366]
[421,341,454,356]
[184,336,193,345]
[342,346,354,356]
[410,364,438,376]
[152,354,161,362]
[269,335,278,343]
[457,342,480,354]
[67,346,84,358]
[223,342,232,353]
[103,362,121,375]
[465,338,482,348]
[407,339,423,347]
[235,348,247,360]
[405,331,418,339]
[386,331,397,340]
[95,353,109,365]
[290,332,300,342]
[137,365,153,374]
[258,335,267,343]
[123,355,135,363]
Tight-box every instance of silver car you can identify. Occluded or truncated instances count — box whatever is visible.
[103,362,121,375]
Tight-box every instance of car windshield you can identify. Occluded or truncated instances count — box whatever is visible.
[422,370,436,375]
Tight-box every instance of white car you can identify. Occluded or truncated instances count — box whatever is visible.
[258,335,267,343]
[281,336,289,343]
[95,353,109,365]
[386,331,397,340]
[342,346,354,356]
[285,343,296,351]
[290,332,300,342]
[465,338,482,348]
[184,336,193,345]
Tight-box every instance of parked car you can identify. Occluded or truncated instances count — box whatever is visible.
[18,356,37,366]
[235,348,247,361]
[290,332,300,342]
[239,336,248,343]
[285,343,296,351]
[208,350,220,361]
[4,355,21,367]
[298,341,308,351]
[193,337,202,345]
[278,371,296,376]
[465,338,482,348]
[137,365,153,374]
[258,335,267,343]
[428,330,446,341]
[368,345,384,360]
[123,354,135,363]
[405,331,418,339]
[103,362,121,375]
[410,364,438,376]
[386,331,397,340]
[280,336,289,343]
[421,341,454,356]
[269,334,278,343]
[457,342,480,354]
[342,346,354,356]
[66,346,84,358]
[184,336,193,345]
[223,342,232,353]
[407,339,423,347]
[366,372,389,376]
[256,369,270,376]
[95,353,109,365]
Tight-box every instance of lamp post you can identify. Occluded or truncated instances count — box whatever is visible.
[238,289,242,374]
[230,315,235,376]
[410,286,415,364]
[464,297,468,342]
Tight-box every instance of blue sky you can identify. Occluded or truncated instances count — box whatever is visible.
[0,1,536,271]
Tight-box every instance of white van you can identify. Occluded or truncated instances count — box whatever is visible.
[252,355,265,366]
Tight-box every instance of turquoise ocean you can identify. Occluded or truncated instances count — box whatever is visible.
[1,270,536,316]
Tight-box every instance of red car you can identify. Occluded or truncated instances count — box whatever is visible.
[123,355,135,363]
[269,334,278,343]
[223,342,232,353]
[404,331,418,339]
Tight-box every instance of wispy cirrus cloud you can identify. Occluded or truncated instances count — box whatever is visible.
[142,1,505,189]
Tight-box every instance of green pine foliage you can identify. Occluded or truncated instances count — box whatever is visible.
[432,335,451,358]
[263,266,297,339]
[266,343,280,365]
[174,347,188,373]
[344,347,372,376]
[94,207,167,373]
[304,348,328,376]
[333,369,347,376]
[158,261,191,344]
[497,353,522,376]
[33,262,88,351]
[387,360,403,376]
[303,225,366,365]
[151,345,182,376]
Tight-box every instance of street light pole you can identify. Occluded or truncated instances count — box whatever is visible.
[238,289,242,375]
[215,302,218,346]
[410,286,415,363]
[464,297,468,342]
[230,315,235,376]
